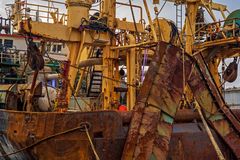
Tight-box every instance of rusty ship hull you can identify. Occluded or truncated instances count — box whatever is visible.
[0,109,237,160]
[0,42,240,160]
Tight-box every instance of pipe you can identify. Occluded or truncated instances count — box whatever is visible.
[119,109,201,124]
[78,58,102,68]
[126,34,136,110]
[111,41,156,50]
[45,74,59,80]
[175,109,200,122]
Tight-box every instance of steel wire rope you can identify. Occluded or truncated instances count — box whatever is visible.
[126,43,162,159]
[0,122,91,158]
[128,0,140,40]
[197,52,240,124]
[44,51,139,88]
[153,0,167,50]
[64,76,88,111]
[42,43,85,111]
[85,124,100,160]
[174,4,195,107]
[43,50,140,110]
[156,0,167,17]
[194,101,226,160]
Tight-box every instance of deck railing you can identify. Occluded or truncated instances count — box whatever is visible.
[0,48,26,66]
[194,18,240,43]
[14,0,67,25]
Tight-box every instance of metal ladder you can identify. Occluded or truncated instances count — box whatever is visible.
[176,3,183,31]
[87,67,102,97]
[87,49,103,97]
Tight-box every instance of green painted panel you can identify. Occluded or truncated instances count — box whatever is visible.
[224,9,240,27]
[161,112,174,124]
[150,153,157,160]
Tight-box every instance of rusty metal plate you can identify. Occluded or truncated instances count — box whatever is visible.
[122,42,193,160]
[189,53,240,158]
[123,42,240,160]
[168,123,235,160]
[0,110,127,160]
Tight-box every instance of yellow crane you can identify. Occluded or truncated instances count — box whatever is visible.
[11,0,239,111]
[5,0,240,160]
[12,0,146,111]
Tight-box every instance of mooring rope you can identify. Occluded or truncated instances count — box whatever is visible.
[84,124,100,160]
[0,122,91,158]
[194,100,226,160]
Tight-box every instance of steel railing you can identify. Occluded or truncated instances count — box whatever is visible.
[194,18,240,43]
[0,48,26,65]
[13,0,67,25]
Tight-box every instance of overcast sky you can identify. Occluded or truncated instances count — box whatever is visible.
[0,0,240,88]
[1,0,239,20]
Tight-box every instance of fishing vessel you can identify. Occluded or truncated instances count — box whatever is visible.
[0,0,240,159]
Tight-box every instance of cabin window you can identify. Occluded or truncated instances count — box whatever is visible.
[52,44,62,53]
[52,45,57,52]
[0,39,2,52]
[57,45,62,53]
[4,39,13,48]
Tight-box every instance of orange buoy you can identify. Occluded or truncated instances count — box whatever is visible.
[118,105,127,111]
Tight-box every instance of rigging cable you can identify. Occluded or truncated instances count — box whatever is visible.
[194,101,225,160]
[156,0,167,17]
[0,122,92,158]
[64,76,89,111]
[128,0,140,40]
[44,51,138,88]
[85,124,100,160]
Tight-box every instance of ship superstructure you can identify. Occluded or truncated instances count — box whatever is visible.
[0,0,239,159]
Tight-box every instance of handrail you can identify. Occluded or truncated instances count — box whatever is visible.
[0,49,26,65]
[194,18,240,43]
[14,0,67,24]
[40,0,66,5]
[195,18,240,35]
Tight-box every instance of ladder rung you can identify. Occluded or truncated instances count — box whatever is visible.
[89,91,101,94]
[92,82,102,85]
[92,77,102,80]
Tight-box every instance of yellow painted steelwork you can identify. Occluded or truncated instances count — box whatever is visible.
[185,2,199,54]
[153,18,177,44]
[11,0,239,111]
[66,0,92,28]
[126,34,136,110]
[74,47,91,96]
